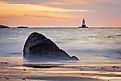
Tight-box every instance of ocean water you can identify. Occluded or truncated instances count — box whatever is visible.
[0,27,121,66]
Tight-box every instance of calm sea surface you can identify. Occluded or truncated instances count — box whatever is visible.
[0,27,121,66]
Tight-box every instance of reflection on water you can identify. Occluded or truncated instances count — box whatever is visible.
[0,56,121,81]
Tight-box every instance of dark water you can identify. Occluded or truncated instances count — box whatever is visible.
[0,27,121,65]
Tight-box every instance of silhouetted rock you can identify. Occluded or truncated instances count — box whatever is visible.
[23,32,79,61]
[0,25,9,28]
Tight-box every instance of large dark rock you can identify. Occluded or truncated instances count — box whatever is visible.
[23,32,79,61]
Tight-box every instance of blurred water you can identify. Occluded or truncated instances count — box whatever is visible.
[0,27,121,65]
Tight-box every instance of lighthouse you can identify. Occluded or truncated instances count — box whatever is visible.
[79,18,88,28]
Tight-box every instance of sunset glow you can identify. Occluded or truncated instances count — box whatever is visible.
[0,0,121,27]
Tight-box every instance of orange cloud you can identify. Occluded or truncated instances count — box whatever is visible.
[0,14,80,26]
[0,0,96,26]
[0,2,91,19]
[0,0,121,27]
[0,2,90,12]
[0,2,91,26]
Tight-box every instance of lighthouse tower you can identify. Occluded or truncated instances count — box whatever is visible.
[81,18,88,28]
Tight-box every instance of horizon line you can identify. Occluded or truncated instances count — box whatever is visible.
[0,24,121,28]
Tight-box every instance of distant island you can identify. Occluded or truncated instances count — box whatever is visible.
[17,26,28,28]
[0,25,9,28]
[79,18,88,28]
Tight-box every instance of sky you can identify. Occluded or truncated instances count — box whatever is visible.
[0,0,121,27]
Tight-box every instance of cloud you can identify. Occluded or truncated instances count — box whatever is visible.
[0,1,91,26]
[0,13,82,26]
[0,2,90,12]
[0,2,91,21]
[0,2,85,26]
[0,0,86,4]
[24,12,82,19]
[0,0,121,26]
